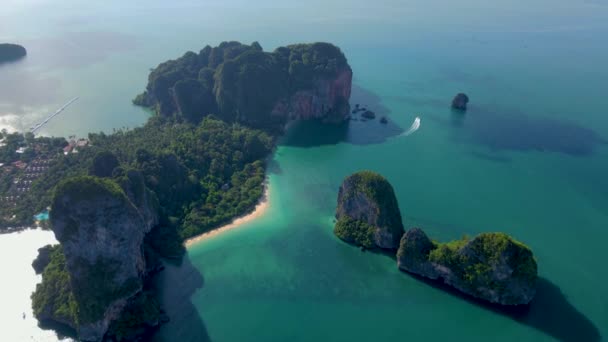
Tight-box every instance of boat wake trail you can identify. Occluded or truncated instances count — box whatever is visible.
[401,116,421,136]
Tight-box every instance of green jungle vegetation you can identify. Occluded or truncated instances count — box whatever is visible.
[134,41,350,130]
[25,41,350,338]
[334,171,404,247]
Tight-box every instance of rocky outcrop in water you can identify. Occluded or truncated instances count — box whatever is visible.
[397,228,538,305]
[361,110,376,119]
[334,171,404,249]
[333,171,538,305]
[452,93,469,110]
[32,176,160,341]
[0,43,26,63]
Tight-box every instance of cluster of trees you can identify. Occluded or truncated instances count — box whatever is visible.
[30,245,78,325]
[11,116,272,243]
[134,41,349,131]
[428,233,538,286]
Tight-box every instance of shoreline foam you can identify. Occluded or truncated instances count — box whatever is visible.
[184,183,270,247]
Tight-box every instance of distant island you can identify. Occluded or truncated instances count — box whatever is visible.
[0,43,27,63]
[16,41,353,341]
[334,171,538,306]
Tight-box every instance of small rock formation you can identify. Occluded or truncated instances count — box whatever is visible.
[334,171,404,249]
[0,43,27,63]
[451,93,469,110]
[361,110,376,119]
[380,117,388,124]
[32,176,160,341]
[397,228,538,305]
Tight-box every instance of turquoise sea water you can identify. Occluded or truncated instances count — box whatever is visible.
[1,1,607,341]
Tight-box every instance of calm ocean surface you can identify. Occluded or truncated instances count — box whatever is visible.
[1,1,607,341]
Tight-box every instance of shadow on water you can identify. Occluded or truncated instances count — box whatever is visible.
[280,84,403,147]
[404,273,601,342]
[151,254,211,342]
[429,105,606,158]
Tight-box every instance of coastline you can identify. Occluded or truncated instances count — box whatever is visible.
[184,182,270,247]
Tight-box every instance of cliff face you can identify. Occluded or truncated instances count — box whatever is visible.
[334,171,404,249]
[272,66,352,122]
[397,228,538,305]
[117,169,160,230]
[47,176,159,341]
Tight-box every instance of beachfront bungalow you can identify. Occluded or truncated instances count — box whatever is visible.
[63,141,75,154]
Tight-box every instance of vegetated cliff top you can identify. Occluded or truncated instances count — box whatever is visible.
[334,170,404,249]
[51,176,128,217]
[398,228,538,305]
[134,41,352,129]
[429,232,538,285]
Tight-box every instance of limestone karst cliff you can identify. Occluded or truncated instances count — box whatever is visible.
[32,176,161,341]
[334,171,404,249]
[134,41,352,129]
[333,171,538,306]
[397,228,537,305]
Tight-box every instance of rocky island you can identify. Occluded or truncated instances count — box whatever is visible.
[334,171,538,305]
[0,43,27,63]
[26,41,353,341]
[397,228,537,305]
[334,171,404,249]
[452,93,469,110]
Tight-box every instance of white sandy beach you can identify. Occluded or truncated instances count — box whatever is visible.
[184,184,270,247]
